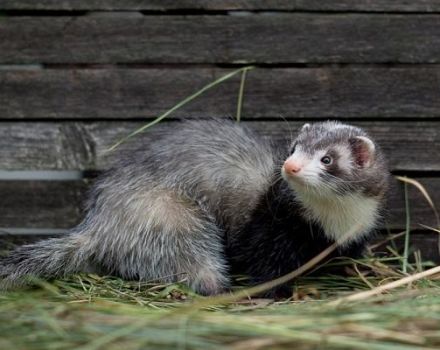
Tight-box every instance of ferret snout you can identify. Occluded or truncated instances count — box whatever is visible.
[283,159,303,175]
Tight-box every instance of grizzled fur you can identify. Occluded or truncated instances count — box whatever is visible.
[0,119,389,295]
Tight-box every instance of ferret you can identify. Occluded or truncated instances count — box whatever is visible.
[0,119,389,295]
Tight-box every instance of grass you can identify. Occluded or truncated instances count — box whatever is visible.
[1,249,440,350]
[3,174,439,350]
[0,177,432,346]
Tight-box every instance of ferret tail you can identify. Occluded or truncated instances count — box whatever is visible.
[0,234,90,290]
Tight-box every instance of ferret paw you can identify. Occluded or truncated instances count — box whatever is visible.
[189,266,230,296]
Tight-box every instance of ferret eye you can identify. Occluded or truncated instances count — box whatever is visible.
[290,143,297,154]
[321,156,332,165]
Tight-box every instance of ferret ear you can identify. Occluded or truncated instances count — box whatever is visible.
[350,136,375,168]
[301,123,311,131]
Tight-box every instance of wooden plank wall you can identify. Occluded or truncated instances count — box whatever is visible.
[0,1,439,262]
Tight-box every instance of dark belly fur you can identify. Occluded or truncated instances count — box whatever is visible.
[226,179,367,297]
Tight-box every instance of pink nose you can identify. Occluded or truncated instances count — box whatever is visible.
[284,159,302,175]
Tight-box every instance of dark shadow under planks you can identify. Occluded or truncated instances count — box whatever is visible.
[3,68,440,120]
[3,15,440,64]
[2,1,440,12]
[0,177,438,231]
[0,121,439,172]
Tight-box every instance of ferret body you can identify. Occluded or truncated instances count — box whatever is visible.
[0,120,389,295]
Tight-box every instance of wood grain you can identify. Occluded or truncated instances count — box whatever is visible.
[0,121,439,171]
[0,180,87,229]
[2,1,440,12]
[3,68,440,120]
[0,177,438,231]
[2,15,440,64]
[374,233,440,264]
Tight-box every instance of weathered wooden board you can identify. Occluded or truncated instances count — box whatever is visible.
[387,178,440,231]
[2,1,440,12]
[2,15,440,64]
[3,68,440,120]
[0,181,87,229]
[0,121,439,171]
[0,177,438,230]
[372,233,440,263]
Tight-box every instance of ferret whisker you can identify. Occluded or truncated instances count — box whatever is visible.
[279,115,295,144]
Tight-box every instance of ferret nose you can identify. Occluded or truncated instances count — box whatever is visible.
[283,159,302,175]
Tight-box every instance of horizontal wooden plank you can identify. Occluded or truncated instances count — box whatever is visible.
[1,177,439,232]
[387,178,440,231]
[0,121,439,171]
[3,68,440,120]
[372,233,440,264]
[2,1,440,12]
[2,15,440,64]
[0,180,87,229]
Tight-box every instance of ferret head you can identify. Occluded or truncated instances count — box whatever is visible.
[281,121,390,243]
[282,121,388,198]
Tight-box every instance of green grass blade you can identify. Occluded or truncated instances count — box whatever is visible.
[235,66,251,123]
[402,181,411,274]
[107,66,255,152]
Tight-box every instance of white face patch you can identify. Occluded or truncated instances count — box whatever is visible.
[282,147,330,190]
[334,145,353,173]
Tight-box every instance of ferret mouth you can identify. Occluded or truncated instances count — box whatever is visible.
[281,167,324,192]
[281,167,309,186]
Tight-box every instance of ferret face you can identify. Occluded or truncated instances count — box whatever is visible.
[281,121,387,198]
